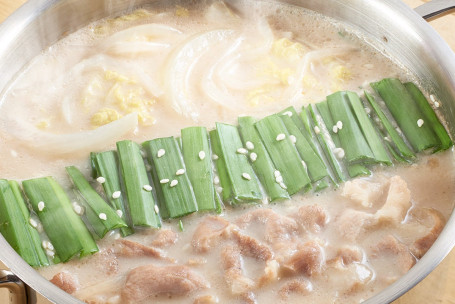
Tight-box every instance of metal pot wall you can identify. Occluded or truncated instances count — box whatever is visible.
[0,0,455,303]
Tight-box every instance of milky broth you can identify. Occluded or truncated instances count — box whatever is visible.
[0,1,453,303]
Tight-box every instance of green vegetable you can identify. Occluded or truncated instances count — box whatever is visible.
[214,123,263,203]
[238,116,289,202]
[364,91,415,159]
[66,166,127,238]
[181,127,217,211]
[92,151,134,236]
[143,137,198,218]
[404,82,453,151]
[22,177,98,262]
[326,91,375,164]
[306,105,346,183]
[348,92,392,165]
[117,140,161,228]
[371,78,439,152]
[279,109,329,182]
[0,180,49,266]
[255,114,312,195]
[209,129,233,201]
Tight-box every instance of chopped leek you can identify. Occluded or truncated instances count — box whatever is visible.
[279,110,329,182]
[364,91,415,159]
[66,166,127,238]
[238,116,289,202]
[371,78,439,152]
[181,127,217,211]
[0,180,49,266]
[255,115,312,195]
[326,91,375,164]
[209,129,233,201]
[214,123,263,203]
[404,82,453,151]
[143,137,198,218]
[117,140,161,228]
[22,177,98,262]
[93,151,134,236]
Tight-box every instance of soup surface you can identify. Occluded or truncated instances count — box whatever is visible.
[0,1,453,304]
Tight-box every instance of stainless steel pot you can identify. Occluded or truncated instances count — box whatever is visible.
[0,0,454,303]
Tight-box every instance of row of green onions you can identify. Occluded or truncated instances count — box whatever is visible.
[0,78,452,267]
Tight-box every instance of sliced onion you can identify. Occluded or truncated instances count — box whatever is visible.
[284,47,359,103]
[9,113,138,156]
[163,30,235,120]
[101,23,182,48]
[105,41,170,57]
[68,54,164,98]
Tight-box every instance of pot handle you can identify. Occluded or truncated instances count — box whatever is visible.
[414,0,455,21]
[0,270,27,304]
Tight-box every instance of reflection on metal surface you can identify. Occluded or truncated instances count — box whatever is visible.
[415,0,455,21]
[0,270,27,304]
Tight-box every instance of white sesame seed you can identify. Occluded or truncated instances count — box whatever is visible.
[290,135,297,144]
[46,249,55,257]
[434,101,440,108]
[396,127,402,135]
[274,170,281,178]
[47,242,54,251]
[99,213,107,221]
[199,151,206,160]
[42,241,49,250]
[170,180,178,187]
[37,201,45,212]
[112,191,121,199]
[176,169,185,176]
[113,233,121,240]
[160,179,170,184]
[275,175,283,183]
[250,152,258,162]
[212,154,219,160]
[384,136,391,142]
[216,186,223,194]
[96,176,106,184]
[364,107,371,114]
[332,126,338,133]
[314,126,321,134]
[143,184,153,191]
[237,148,248,154]
[417,119,424,127]
[301,160,307,168]
[279,182,287,190]
[375,117,381,123]
[334,148,345,159]
[430,94,436,103]
[214,176,220,185]
[246,141,255,150]
[29,218,38,228]
[276,133,286,141]
[157,149,166,158]
[73,204,83,215]
[116,210,123,218]
[337,121,343,129]
[242,173,251,180]
[323,134,331,142]
[154,205,160,214]
[282,111,293,117]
